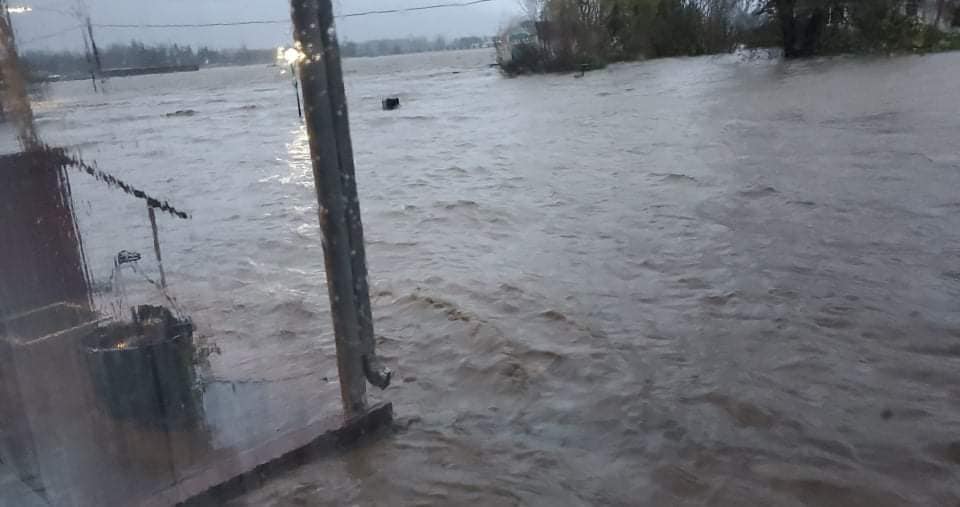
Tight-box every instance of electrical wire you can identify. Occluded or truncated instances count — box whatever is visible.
[94,19,287,29]
[92,0,495,29]
[340,0,495,18]
[19,24,81,44]
[18,1,496,45]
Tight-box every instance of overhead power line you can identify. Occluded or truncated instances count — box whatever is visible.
[339,0,494,18]
[92,0,495,29]
[95,19,287,29]
[20,24,82,44]
[17,0,496,46]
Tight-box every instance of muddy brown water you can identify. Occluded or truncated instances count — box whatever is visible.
[14,48,960,505]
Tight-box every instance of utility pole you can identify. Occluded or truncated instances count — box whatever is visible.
[83,15,101,91]
[147,207,167,289]
[289,0,391,419]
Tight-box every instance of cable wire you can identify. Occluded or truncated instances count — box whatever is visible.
[340,0,494,18]
[95,19,287,29]
[19,24,81,44]
[92,0,495,29]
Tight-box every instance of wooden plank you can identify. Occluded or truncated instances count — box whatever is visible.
[173,402,393,506]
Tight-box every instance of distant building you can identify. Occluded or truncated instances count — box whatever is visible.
[496,19,540,65]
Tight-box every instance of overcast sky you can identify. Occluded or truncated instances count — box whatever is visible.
[11,0,523,52]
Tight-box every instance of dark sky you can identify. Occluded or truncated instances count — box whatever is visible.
[12,0,522,51]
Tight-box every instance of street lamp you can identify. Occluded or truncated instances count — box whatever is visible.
[5,5,32,14]
[283,47,304,65]
[277,46,305,119]
[276,46,305,66]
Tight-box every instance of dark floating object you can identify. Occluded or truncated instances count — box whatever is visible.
[382,97,400,111]
[165,109,196,118]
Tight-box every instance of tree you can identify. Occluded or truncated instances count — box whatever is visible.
[931,0,960,26]
[755,0,829,57]
[756,0,949,57]
[521,0,548,19]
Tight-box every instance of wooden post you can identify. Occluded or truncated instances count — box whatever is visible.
[290,0,390,418]
[85,16,102,89]
[290,64,302,119]
[147,206,167,289]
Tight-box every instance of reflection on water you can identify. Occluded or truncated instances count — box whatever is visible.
[4,48,960,505]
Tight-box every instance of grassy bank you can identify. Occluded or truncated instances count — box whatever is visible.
[501,0,745,75]
[500,0,960,76]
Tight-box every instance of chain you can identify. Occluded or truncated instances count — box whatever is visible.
[46,147,192,220]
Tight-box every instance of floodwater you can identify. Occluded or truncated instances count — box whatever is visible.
[19,48,960,504]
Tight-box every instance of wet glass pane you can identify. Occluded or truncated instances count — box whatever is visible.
[1,3,359,505]
[4,1,960,506]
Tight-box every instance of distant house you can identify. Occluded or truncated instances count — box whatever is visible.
[495,20,540,65]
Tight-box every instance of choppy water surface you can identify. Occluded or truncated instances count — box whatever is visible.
[31,49,960,505]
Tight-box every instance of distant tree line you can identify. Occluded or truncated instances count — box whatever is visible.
[502,0,773,74]
[21,36,493,80]
[757,0,960,57]
[22,42,274,79]
[502,0,960,74]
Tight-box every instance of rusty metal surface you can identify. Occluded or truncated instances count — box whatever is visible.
[0,150,91,318]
